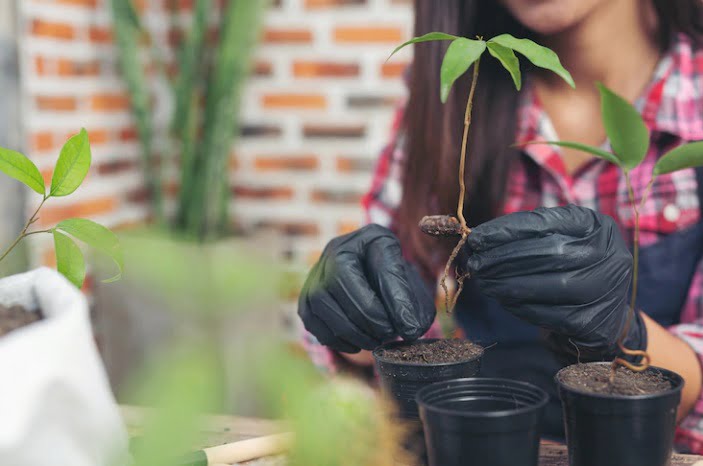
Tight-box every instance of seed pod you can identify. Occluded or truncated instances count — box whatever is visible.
[419,215,463,237]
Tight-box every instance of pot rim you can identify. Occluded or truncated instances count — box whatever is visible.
[555,362,685,401]
[372,338,485,367]
[416,377,549,418]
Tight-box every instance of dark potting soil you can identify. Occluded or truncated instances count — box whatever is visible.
[558,363,672,396]
[0,304,42,337]
[378,339,483,364]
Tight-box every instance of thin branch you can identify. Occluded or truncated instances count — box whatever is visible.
[0,196,48,263]
[456,57,481,233]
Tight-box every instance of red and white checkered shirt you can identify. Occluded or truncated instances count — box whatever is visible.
[304,34,703,453]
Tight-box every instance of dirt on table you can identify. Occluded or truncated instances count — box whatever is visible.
[0,304,42,337]
[558,363,672,396]
[378,339,483,364]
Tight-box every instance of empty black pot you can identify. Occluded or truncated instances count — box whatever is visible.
[416,378,549,466]
[556,362,684,466]
[372,339,483,420]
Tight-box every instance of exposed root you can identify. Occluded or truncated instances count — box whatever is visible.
[610,342,651,383]
[439,233,469,313]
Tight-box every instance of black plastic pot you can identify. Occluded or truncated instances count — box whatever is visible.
[372,339,484,420]
[416,378,549,466]
[556,362,684,466]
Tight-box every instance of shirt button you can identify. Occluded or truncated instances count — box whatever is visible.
[663,203,681,222]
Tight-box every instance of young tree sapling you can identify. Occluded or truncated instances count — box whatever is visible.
[523,83,703,378]
[0,129,122,289]
[389,33,574,312]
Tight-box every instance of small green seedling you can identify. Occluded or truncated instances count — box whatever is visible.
[0,129,123,288]
[390,33,574,312]
[523,83,703,377]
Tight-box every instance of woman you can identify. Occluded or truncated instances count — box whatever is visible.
[298,0,703,451]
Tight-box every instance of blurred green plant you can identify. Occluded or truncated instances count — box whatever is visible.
[118,231,407,466]
[0,130,122,287]
[110,0,266,240]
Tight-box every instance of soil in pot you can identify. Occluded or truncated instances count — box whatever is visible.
[417,378,549,466]
[376,338,483,364]
[0,304,41,337]
[556,362,683,466]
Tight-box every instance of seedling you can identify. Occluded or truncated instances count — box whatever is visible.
[0,130,123,288]
[389,33,574,312]
[523,83,703,377]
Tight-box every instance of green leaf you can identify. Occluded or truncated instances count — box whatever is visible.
[50,128,91,197]
[0,148,45,195]
[489,34,574,88]
[486,41,521,90]
[440,38,486,103]
[387,32,458,61]
[56,218,123,283]
[653,141,703,176]
[519,140,621,166]
[53,230,86,288]
[597,83,650,170]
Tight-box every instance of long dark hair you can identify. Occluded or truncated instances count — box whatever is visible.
[397,0,703,280]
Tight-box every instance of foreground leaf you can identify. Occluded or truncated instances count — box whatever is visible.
[50,128,92,197]
[387,32,458,61]
[486,41,521,90]
[440,38,486,103]
[0,148,45,195]
[56,218,123,282]
[653,141,703,176]
[53,230,86,288]
[597,83,649,170]
[519,140,621,166]
[489,34,574,88]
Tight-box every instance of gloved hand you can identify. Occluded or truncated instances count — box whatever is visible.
[464,205,646,360]
[298,224,436,353]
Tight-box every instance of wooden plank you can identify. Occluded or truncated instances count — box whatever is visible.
[539,443,703,466]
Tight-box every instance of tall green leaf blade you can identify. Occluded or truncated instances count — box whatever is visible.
[597,83,650,170]
[486,41,521,90]
[53,230,86,288]
[440,38,486,103]
[489,34,574,88]
[519,140,621,166]
[50,128,91,197]
[56,218,123,283]
[0,148,45,195]
[388,32,458,60]
[653,141,703,175]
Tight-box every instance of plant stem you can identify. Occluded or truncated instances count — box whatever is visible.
[456,57,481,233]
[0,197,48,263]
[611,172,651,378]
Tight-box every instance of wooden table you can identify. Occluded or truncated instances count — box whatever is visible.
[121,406,703,465]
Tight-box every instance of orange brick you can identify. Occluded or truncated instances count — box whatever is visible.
[262,94,326,109]
[32,20,75,40]
[381,62,408,78]
[39,197,117,226]
[263,28,313,44]
[32,132,54,152]
[232,186,294,200]
[88,129,109,145]
[119,127,138,141]
[334,26,403,43]
[56,0,98,6]
[90,94,130,111]
[338,221,360,235]
[253,61,273,77]
[42,248,57,268]
[254,155,319,171]
[36,96,77,111]
[293,61,359,78]
[40,168,53,185]
[35,56,47,75]
[57,59,100,76]
[89,26,112,43]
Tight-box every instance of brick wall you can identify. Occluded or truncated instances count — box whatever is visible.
[17,0,413,271]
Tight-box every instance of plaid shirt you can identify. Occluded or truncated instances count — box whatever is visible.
[303,34,703,453]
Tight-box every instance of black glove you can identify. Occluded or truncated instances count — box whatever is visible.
[298,224,436,353]
[464,205,646,360]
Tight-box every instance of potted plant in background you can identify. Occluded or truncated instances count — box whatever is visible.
[527,83,703,466]
[373,32,573,466]
[95,0,267,396]
[0,131,127,465]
